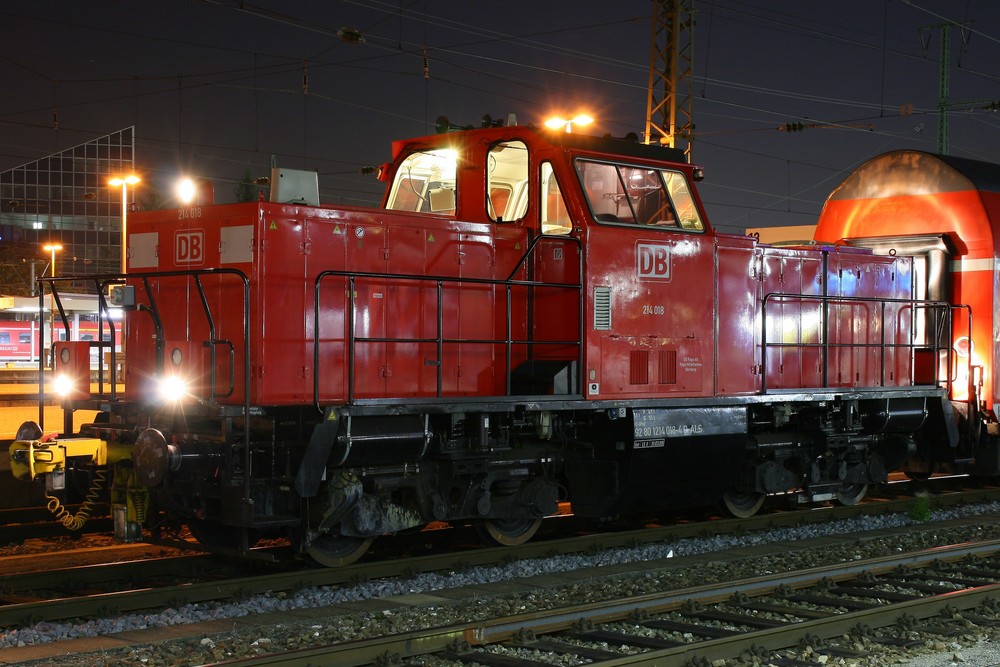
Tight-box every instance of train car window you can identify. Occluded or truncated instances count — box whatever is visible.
[0,332,9,343]
[574,159,703,232]
[540,162,571,235]
[487,141,528,222]
[662,171,704,231]
[19,333,30,343]
[386,148,457,215]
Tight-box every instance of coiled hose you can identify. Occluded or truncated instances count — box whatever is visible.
[45,468,107,531]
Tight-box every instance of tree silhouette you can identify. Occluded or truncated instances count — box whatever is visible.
[234,167,260,203]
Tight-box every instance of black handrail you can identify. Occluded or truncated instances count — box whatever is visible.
[313,237,584,412]
[760,291,955,393]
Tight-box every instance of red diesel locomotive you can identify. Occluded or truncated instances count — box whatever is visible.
[11,122,963,565]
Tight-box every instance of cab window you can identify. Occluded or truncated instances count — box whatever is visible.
[540,162,570,235]
[575,159,703,232]
[386,148,457,214]
[487,140,528,222]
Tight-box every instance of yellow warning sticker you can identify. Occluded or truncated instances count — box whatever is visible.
[428,233,435,242]
[269,221,277,230]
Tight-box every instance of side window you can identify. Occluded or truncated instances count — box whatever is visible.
[19,333,31,343]
[386,148,457,215]
[540,162,571,235]
[487,141,528,222]
[0,332,9,344]
[663,171,704,231]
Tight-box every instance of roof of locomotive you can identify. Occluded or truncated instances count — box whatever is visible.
[390,124,690,165]
[827,149,1000,201]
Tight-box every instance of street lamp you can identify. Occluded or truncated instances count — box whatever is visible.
[42,243,62,366]
[544,114,594,133]
[109,174,140,273]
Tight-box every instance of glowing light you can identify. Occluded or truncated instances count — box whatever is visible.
[53,374,73,398]
[158,375,188,402]
[109,174,141,274]
[954,336,973,358]
[177,178,197,204]
[544,114,594,133]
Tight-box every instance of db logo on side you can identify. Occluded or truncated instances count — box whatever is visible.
[637,243,670,280]
[176,230,205,265]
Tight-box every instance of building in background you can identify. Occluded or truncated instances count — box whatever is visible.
[0,128,135,294]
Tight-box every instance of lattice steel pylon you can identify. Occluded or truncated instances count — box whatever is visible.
[644,0,695,158]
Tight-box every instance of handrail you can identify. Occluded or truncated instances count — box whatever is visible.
[37,270,250,439]
[313,236,584,412]
[760,291,954,394]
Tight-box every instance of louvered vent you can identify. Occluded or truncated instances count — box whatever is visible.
[630,350,650,384]
[659,349,677,384]
[593,286,612,330]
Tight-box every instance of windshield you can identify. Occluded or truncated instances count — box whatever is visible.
[575,159,703,231]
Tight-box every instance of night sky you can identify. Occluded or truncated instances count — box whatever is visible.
[2,0,998,235]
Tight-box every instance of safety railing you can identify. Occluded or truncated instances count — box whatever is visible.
[38,268,249,411]
[313,235,584,410]
[760,292,959,393]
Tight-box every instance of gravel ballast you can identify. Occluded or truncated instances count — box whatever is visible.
[7,502,1000,666]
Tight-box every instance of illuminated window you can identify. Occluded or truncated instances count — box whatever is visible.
[487,141,528,222]
[386,148,457,214]
[540,162,570,235]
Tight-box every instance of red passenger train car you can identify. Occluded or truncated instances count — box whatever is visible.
[11,123,963,565]
[815,149,1000,475]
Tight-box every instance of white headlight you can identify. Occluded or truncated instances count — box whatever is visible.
[158,376,188,402]
[53,374,73,398]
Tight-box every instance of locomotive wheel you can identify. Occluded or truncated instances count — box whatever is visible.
[836,483,868,506]
[721,490,766,518]
[307,535,373,567]
[474,518,542,547]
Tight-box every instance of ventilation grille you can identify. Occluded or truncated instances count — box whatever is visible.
[630,350,650,384]
[659,349,677,384]
[593,286,612,330]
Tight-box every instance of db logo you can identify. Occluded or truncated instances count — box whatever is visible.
[175,230,205,265]
[637,243,671,280]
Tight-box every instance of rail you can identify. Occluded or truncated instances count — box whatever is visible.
[760,292,957,393]
[313,235,584,411]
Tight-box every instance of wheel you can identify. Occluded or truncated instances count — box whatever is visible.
[721,490,766,518]
[307,535,373,567]
[187,519,260,550]
[474,518,542,547]
[836,483,868,506]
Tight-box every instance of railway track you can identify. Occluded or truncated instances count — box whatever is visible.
[3,487,1000,665]
[223,539,1000,666]
[1,484,997,628]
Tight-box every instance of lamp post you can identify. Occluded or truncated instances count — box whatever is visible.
[109,175,140,273]
[544,114,594,133]
[42,243,62,366]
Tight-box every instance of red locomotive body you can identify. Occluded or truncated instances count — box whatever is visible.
[14,124,953,564]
